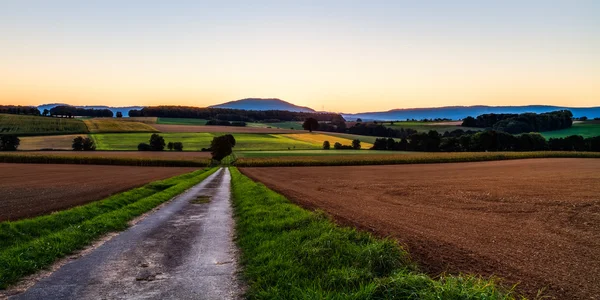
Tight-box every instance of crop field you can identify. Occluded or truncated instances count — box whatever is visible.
[0,114,88,136]
[83,118,158,133]
[240,158,600,299]
[0,163,198,221]
[18,134,87,150]
[157,117,208,125]
[541,121,600,138]
[236,149,404,157]
[92,132,320,151]
[122,117,158,124]
[283,133,374,148]
[235,150,600,167]
[246,121,304,130]
[152,124,297,133]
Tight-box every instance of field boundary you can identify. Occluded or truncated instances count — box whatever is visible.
[0,168,218,290]
[0,153,208,167]
[229,167,516,299]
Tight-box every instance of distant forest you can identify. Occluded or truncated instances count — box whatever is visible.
[462,110,573,134]
[0,105,40,116]
[50,105,114,117]
[129,106,343,122]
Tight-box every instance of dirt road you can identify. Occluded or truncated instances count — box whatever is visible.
[10,168,241,300]
[0,163,198,221]
[241,159,600,299]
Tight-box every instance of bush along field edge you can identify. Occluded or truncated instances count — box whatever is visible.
[229,167,520,299]
[0,167,218,289]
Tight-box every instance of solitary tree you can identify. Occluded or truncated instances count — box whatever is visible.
[352,139,361,150]
[167,142,174,151]
[211,135,235,161]
[356,118,362,123]
[72,136,95,151]
[138,143,151,151]
[302,118,319,132]
[116,111,123,118]
[149,134,165,151]
[42,109,49,116]
[323,140,331,150]
[0,135,20,151]
[173,142,184,151]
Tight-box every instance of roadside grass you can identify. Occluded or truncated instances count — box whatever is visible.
[230,167,516,299]
[235,151,600,167]
[540,121,600,139]
[0,152,209,167]
[92,133,321,151]
[0,168,218,289]
[83,118,158,133]
[283,133,374,149]
[0,114,88,136]
[157,117,208,125]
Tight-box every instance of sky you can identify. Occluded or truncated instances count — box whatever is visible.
[0,0,598,113]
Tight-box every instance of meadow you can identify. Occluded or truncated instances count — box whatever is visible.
[0,168,217,288]
[229,167,515,299]
[157,117,208,125]
[247,121,304,130]
[0,114,88,136]
[91,132,322,151]
[541,121,600,138]
[83,118,158,133]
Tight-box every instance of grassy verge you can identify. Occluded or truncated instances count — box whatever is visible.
[235,151,600,167]
[0,168,218,289]
[0,153,208,167]
[230,167,516,299]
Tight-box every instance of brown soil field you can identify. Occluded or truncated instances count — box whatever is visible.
[153,124,298,133]
[240,158,600,299]
[19,134,88,150]
[14,150,211,160]
[0,163,198,221]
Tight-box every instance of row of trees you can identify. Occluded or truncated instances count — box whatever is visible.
[371,130,600,152]
[129,106,343,122]
[50,106,113,118]
[303,117,421,139]
[0,135,20,151]
[138,134,184,151]
[322,140,361,150]
[0,106,40,116]
[462,110,573,134]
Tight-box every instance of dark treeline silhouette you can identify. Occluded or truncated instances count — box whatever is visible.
[372,130,600,152]
[128,106,342,122]
[205,120,247,126]
[50,105,113,117]
[318,122,420,139]
[0,105,40,116]
[462,110,573,134]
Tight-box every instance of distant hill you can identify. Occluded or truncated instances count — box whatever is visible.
[210,98,315,113]
[37,104,144,117]
[343,105,600,121]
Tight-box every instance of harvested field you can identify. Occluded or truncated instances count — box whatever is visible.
[240,158,600,299]
[153,124,298,134]
[18,134,87,150]
[83,118,158,133]
[0,163,197,221]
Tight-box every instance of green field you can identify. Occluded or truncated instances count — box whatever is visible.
[247,121,303,130]
[541,121,600,139]
[0,168,217,288]
[230,167,515,299]
[0,114,89,136]
[92,133,321,151]
[157,117,208,125]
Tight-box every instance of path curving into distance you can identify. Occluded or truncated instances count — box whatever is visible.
[11,168,241,300]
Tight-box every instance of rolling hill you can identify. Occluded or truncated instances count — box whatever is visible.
[209,98,315,112]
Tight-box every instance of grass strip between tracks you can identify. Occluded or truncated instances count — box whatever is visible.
[0,167,218,289]
[230,167,518,299]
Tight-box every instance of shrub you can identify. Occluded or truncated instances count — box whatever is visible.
[0,135,20,151]
[167,142,174,151]
[173,142,183,151]
[323,140,331,150]
[138,143,151,151]
[352,139,361,150]
[72,136,95,151]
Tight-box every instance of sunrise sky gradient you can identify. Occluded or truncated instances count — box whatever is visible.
[1,0,598,113]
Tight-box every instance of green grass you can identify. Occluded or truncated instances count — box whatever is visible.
[91,133,321,151]
[157,117,208,125]
[0,114,89,136]
[230,167,516,299]
[0,152,209,167]
[235,151,600,167]
[540,121,600,139]
[247,121,304,130]
[0,168,218,289]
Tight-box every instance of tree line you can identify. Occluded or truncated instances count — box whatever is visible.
[462,110,573,134]
[129,106,343,122]
[50,105,113,118]
[0,105,40,116]
[371,130,600,152]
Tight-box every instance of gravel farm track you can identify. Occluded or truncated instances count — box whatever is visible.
[241,158,600,299]
[0,163,198,221]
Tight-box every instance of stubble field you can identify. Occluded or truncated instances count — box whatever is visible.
[0,163,197,221]
[240,158,600,299]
